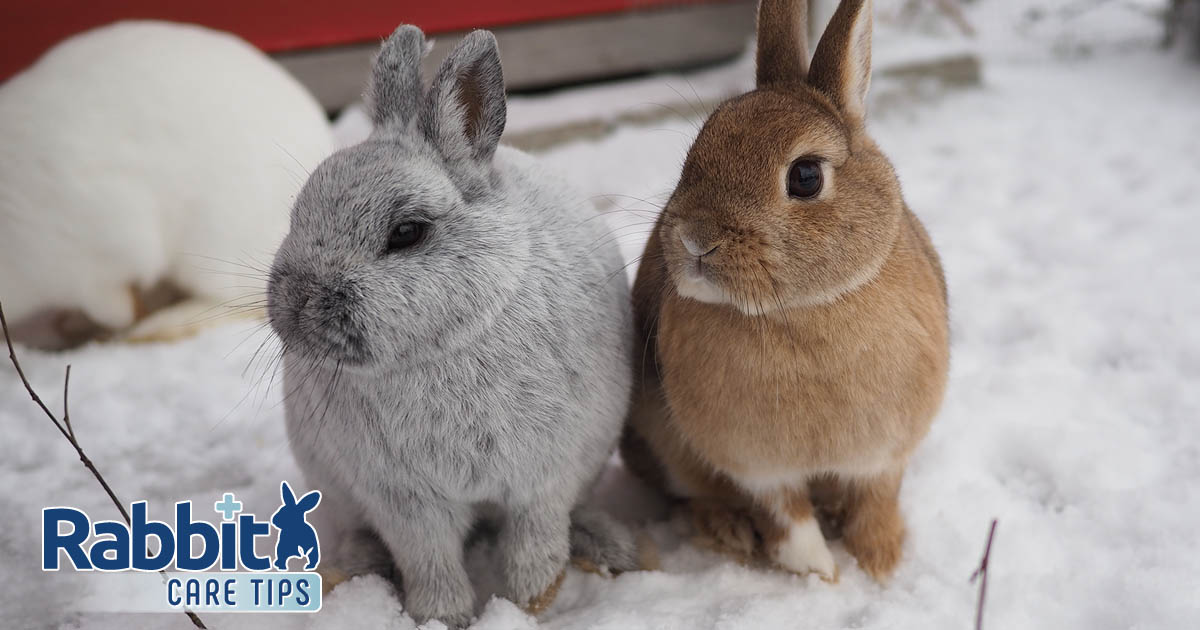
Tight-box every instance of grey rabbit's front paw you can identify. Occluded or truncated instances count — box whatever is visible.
[504,553,567,612]
[569,506,640,574]
[403,573,475,629]
[501,507,570,610]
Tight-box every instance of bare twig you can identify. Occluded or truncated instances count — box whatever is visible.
[969,519,999,630]
[0,302,207,629]
[63,366,74,440]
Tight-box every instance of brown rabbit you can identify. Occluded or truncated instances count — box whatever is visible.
[620,0,949,581]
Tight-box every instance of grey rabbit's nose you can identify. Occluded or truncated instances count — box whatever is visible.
[680,234,719,258]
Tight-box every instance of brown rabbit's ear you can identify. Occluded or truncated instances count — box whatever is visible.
[807,0,873,122]
[756,0,810,88]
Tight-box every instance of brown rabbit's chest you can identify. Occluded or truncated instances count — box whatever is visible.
[656,287,946,481]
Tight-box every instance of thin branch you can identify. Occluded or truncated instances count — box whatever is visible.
[969,519,999,630]
[0,302,207,629]
[63,366,74,441]
[3,310,68,438]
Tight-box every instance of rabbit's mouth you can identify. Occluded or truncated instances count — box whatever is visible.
[279,317,373,367]
[267,267,376,367]
[664,222,774,317]
[311,328,372,366]
[268,300,374,368]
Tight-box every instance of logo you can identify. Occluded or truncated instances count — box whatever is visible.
[271,482,320,570]
[43,481,322,613]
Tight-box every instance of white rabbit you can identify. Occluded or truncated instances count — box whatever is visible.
[0,20,334,347]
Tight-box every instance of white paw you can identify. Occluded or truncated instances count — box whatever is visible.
[773,517,837,580]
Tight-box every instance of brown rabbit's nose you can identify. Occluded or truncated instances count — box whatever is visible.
[680,234,719,258]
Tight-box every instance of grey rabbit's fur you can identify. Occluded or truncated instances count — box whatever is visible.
[266,25,636,627]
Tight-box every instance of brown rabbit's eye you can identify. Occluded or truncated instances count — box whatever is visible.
[787,159,823,199]
[386,221,427,253]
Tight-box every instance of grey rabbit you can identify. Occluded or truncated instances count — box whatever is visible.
[265,24,637,627]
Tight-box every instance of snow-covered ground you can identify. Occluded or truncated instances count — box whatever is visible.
[3,1,1199,629]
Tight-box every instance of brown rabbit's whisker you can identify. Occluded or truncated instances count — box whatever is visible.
[661,79,718,131]
[639,261,673,388]
[584,225,658,258]
[681,77,717,120]
[647,127,698,144]
[584,254,648,311]
[593,192,669,209]
[641,101,704,134]
[575,207,661,227]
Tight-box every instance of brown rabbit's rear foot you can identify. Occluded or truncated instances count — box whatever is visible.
[316,566,350,594]
[688,499,760,562]
[842,472,907,581]
[844,525,903,581]
[522,570,565,615]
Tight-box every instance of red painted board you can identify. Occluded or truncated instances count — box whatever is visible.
[0,0,729,82]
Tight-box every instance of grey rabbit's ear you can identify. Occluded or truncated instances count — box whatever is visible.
[367,25,428,127]
[419,30,506,164]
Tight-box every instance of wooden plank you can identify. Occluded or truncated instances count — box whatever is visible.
[278,1,757,110]
[0,0,741,82]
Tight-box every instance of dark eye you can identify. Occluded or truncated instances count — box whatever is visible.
[787,159,823,199]
[385,222,427,253]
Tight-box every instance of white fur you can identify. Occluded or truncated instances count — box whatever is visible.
[0,21,333,336]
[674,271,730,307]
[781,251,887,309]
[675,246,887,315]
[773,516,836,579]
[736,454,891,500]
[674,265,772,316]
[735,469,812,496]
[679,235,712,257]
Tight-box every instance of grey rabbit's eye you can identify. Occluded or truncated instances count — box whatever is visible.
[787,159,823,199]
[386,221,428,253]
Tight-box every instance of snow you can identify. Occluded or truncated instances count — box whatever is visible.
[3,1,1200,629]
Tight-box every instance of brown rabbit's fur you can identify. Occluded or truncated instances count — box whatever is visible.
[621,0,949,581]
